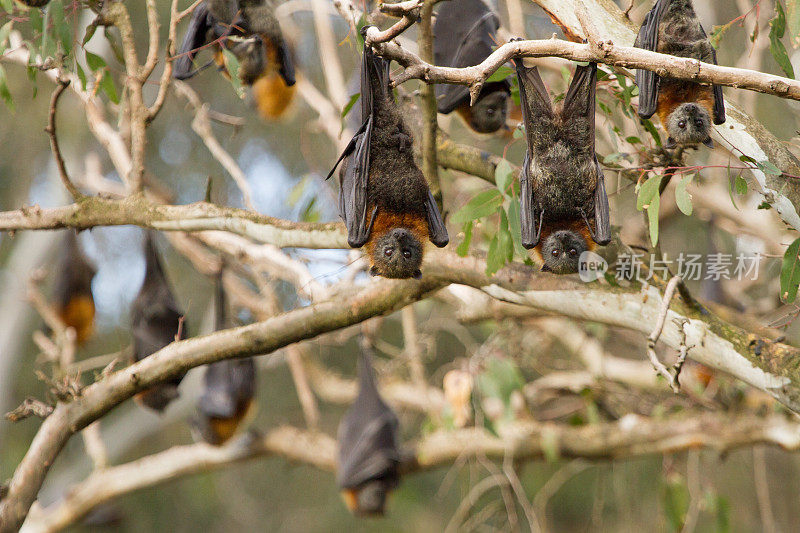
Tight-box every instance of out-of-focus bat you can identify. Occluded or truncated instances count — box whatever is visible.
[433,0,510,134]
[174,0,296,120]
[131,232,187,412]
[516,59,611,274]
[634,0,725,148]
[53,230,97,345]
[328,34,448,279]
[337,344,400,516]
[193,271,256,445]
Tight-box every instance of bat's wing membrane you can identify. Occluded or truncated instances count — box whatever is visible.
[592,158,612,245]
[697,26,726,125]
[174,2,213,80]
[634,0,670,119]
[516,63,552,249]
[425,191,449,247]
[337,411,400,488]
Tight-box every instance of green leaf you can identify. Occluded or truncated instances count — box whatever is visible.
[456,221,473,257]
[727,165,740,210]
[675,173,693,215]
[29,7,43,36]
[82,19,99,46]
[770,2,796,78]
[662,474,690,532]
[780,237,800,303]
[507,199,527,257]
[476,358,523,408]
[50,0,71,56]
[512,124,524,139]
[99,71,118,103]
[104,28,125,65]
[0,65,14,112]
[735,175,748,195]
[757,159,783,175]
[341,92,359,119]
[0,0,13,14]
[221,48,244,97]
[76,63,86,91]
[498,209,513,262]
[450,188,503,224]
[636,173,663,211]
[85,50,105,71]
[0,22,13,54]
[642,118,662,146]
[495,158,513,197]
[485,232,503,275]
[647,192,660,246]
[739,154,758,164]
[788,0,800,47]
[486,65,513,83]
[625,136,642,145]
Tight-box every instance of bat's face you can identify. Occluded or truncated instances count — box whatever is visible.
[666,103,712,147]
[369,228,423,279]
[342,481,390,516]
[541,230,588,274]
[469,91,509,134]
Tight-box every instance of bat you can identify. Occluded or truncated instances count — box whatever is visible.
[53,230,97,345]
[192,271,256,445]
[174,0,296,120]
[337,343,400,516]
[516,59,611,274]
[433,0,510,134]
[327,34,448,279]
[634,0,725,148]
[131,232,187,412]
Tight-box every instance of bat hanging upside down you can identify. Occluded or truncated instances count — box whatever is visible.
[328,32,448,279]
[53,230,97,345]
[516,57,611,274]
[433,0,511,134]
[337,342,401,516]
[193,269,256,445]
[130,232,187,412]
[634,0,725,148]
[174,0,296,121]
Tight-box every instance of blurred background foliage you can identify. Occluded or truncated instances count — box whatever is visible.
[2,0,800,531]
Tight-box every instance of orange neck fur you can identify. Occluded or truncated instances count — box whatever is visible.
[364,210,429,268]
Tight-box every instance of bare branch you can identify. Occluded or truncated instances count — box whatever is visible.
[44,78,83,200]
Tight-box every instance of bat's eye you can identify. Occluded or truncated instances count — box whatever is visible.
[485,108,495,116]
[695,119,703,128]
[402,250,411,259]
[568,248,577,257]
[384,248,394,257]
[551,249,559,257]
[678,120,686,129]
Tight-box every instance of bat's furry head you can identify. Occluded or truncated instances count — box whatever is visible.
[666,103,713,148]
[343,481,391,516]
[469,90,509,133]
[541,230,588,274]
[369,228,423,279]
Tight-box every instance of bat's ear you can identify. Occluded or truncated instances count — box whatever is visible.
[665,137,677,149]
[412,269,422,279]
[702,137,715,149]
[369,266,380,277]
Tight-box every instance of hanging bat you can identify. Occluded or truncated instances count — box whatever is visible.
[131,232,187,412]
[193,270,256,445]
[433,0,510,134]
[634,0,725,148]
[337,344,401,516]
[327,35,448,279]
[516,59,611,274]
[174,0,296,120]
[53,230,97,345]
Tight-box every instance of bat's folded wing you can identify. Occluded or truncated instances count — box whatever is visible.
[337,412,400,488]
[633,0,670,119]
[519,153,541,249]
[425,191,449,247]
[174,3,213,80]
[592,158,612,245]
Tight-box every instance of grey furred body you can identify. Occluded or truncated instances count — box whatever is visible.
[519,63,598,223]
[54,230,96,310]
[336,346,400,514]
[130,232,186,412]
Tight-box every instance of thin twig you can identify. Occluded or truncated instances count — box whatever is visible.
[646,276,682,392]
[44,78,83,200]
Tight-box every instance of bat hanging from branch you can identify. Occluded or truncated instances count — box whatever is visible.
[328,30,449,279]
[174,0,296,121]
[515,54,611,274]
[634,0,725,148]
